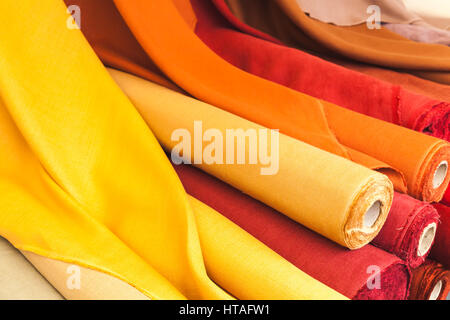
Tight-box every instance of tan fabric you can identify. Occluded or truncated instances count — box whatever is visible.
[404,0,450,30]
[0,237,62,300]
[296,0,425,26]
[22,252,150,300]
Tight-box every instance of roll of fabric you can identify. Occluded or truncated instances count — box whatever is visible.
[189,196,346,300]
[409,260,450,300]
[95,0,450,202]
[109,68,394,249]
[430,204,450,269]
[0,0,235,300]
[223,0,450,84]
[207,0,450,141]
[173,163,410,300]
[372,193,439,268]
[0,237,63,300]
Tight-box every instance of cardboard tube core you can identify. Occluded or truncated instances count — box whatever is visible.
[433,161,448,189]
[363,200,381,228]
[429,280,442,300]
[417,223,437,257]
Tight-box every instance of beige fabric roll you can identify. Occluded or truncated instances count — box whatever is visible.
[0,237,62,300]
[404,0,450,30]
[22,252,150,300]
[296,0,426,26]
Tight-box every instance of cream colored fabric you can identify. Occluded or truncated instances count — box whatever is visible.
[22,252,149,300]
[0,237,62,300]
[404,0,450,30]
[296,0,426,26]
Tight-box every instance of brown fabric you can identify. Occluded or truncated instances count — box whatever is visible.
[409,260,450,300]
[225,0,450,84]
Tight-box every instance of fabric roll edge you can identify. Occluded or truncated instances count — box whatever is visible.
[409,260,450,300]
[416,141,450,202]
[345,173,393,250]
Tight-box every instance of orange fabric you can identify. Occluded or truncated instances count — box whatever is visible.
[73,0,450,202]
[335,60,450,103]
[66,0,181,92]
[226,0,450,84]
[108,0,450,202]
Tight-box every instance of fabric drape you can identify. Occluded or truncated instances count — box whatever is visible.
[173,163,410,300]
[82,0,450,203]
[0,238,63,300]
[224,0,450,84]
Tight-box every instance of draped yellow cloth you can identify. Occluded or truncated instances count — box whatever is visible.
[0,0,345,300]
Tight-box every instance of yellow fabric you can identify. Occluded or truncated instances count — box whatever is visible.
[109,68,394,250]
[189,197,347,300]
[0,0,234,300]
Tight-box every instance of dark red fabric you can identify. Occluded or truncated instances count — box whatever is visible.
[173,163,410,300]
[373,193,439,268]
[430,204,450,269]
[188,0,450,140]
[409,260,450,300]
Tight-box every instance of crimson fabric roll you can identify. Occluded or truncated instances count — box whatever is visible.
[372,193,439,268]
[409,260,450,300]
[202,0,450,140]
[430,204,450,269]
[172,163,410,300]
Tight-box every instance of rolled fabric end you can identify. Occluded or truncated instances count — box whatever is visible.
[414,102,450,141]
[409,260,450,300]
[344,173,394,250]
[354,262,410,300]
[415,141,450,202]
[373,193,440,268]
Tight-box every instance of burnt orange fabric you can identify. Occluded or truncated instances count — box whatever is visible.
[336,60,450,103]
[74,0,450,202]
[226,0,450,84]
[409,260,450,300]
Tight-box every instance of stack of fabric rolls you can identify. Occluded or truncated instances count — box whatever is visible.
[0,0,449,300]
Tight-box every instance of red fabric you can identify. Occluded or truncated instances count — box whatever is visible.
[373,193,439,268]
[409,260,450,300]
[188,0,450,140]
[173,163,410,300]
[430,204,450,269]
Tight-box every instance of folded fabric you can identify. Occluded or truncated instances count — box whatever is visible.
[333,59,450,103]
[383,23,450,46]
[208,0,450,141]
[430,204,450,269]
[173,163,410,300]
[0,0,234,300]
[404,0,450,31]
[224,0,450,84]
[109,68,393,249]
[296,0,425,26]
[0,238,63,300]
[189,196,346,300]
[88,0,450,202]
[409,260,450,300]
